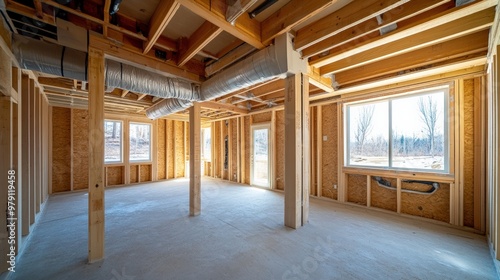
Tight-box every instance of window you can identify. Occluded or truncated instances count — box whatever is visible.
[130,123,151,162]
[345,88,448,172]
[104,120,122,163]
[201,127,211,161]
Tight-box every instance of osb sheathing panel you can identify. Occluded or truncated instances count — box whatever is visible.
[52,107,71,192]
[244,116,251,184]
[231,119,238,182]
[107,166,123,186]
[214,122,221,178]
[463,78,475,227]
[371,177,397,212]
[321,104,338,200]
[140,165,152,182]
[347,174,367,206]
[174,121,185,178]
[157,119,166,180]
[401,182,450,223]
[72,109,89,190]
[222,119,228,180]
[130,165,138,183]
[166,120,174,179]
[252,112,272,123]
[276,111,285,190]
[310,108,317,196]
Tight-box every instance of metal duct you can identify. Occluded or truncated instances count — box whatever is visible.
[13,34,88,81]
[106,60,200,100]
[146,99,193,119]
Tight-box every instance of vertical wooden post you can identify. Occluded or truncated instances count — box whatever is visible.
[220,120,224,179]
[271,111,277,189]
[236,119,240,182]
[228,119,233,181]
[184,121,187,177]
[367,175,371,208]
[397,178,402,214]
[240,117,245,183]
[494,45,500,260]
[29,79,35,225]
[316,106,322,197]
[211,122,215,178]
[189,102,201,216]
[36,87,41,211]
[165,120,169,180]
[87,48,105,263]
[338,104,346,202]
[473,77,485,231]
[21,75,30,236]
[173,121,177,178]
[284,73,309,229]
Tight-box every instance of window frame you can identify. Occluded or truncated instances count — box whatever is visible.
[104,119,123,164]
[201,126,212,162]
[129,122,152,163]
[344,87,450,174]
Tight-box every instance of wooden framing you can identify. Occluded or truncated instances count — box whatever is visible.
[29,79,35,224]
[21,75,30,235]
[87,48,105,263]
[240,117,245,183]
[189,102,201,216]
[316,106,322,197]
[284,73,309,229]
[271,110,277,189]
[178,21,223,67]
[367,175,371,208]
[144,0,181,54]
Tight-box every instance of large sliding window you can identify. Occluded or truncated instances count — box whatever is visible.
[345,88,449,173]
[130,122,152,162]
[104,120,123,163]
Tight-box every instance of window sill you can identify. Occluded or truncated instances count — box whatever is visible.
[342,166,454,183]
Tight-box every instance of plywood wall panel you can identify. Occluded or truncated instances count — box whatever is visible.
[347,174,367,206]
[157,119,166,180]
[321,104,338,200]
[463,78,475,228]
[371,177,397,212]
[140,165,152,182]
[231,118,238,182]
[276,110,285,190]
[401,182,450,223]
[252,112,272,123]
[72,109,89,190]
[107,166,123,186]
[52,107,71,192]
[174,121,185,178]
[130,165,138,183]
[166,120,174,179]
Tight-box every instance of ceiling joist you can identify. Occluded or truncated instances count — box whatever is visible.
[143,0,181,54]
[178,20,223,67]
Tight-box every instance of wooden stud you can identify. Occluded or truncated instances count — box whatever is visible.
[87,48,105,263]
[240,117,245,183]
[211,122,215,178]
[35,87,41,212]
[367,175,371,207]
[228,118,233,181]
[173,121,177,178]
[143,0,180,54]
[124,120,130,184]
[338,103,345,202]
[165,120,169,179]
[184,121,187,177]
[494,46,500,259]
[271,111,277,189]
[0,96,13,272]
[189,102,201,216]
[473,77,485,231]
[70,109,74,191]
[316,106,323,197]
[103,0,111,37]
[29,79,35,225]
[236,118,241,182]
[220,120,224,179]
[310,107,316,196]
[21,75,30,236]
[302,74,310,224]
[396,178,402,214]
[458,79,465,226]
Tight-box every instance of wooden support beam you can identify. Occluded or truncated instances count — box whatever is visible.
[334,30,489,86]
[301,0,451,58]
[308,67,333,93]
[103,0,111,37]
[261,0,335,44]
[189,102,201,216]
[236,118,240,182]
[396,177,402,213]
[35,87,41,212]
[33,0,44,18]
[240,117,245,183]
[205,43,254,77]
[137,93,147,101]
[367,175,371,207]
[178,21,223,67]
[319,7,495,75]
[473,76,485,231]
[144,0,181,54]
[176,0,264,49]
[219,120,224,179]
[7,0,55,25]
[312,0,497,69]
[28,79,35,225]
[121,89,130,98]
[284,73,309,229]
[271,110,276,189]
[87,48,105,263]
[295,0,409,51]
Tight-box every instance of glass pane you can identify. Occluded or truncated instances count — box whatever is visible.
[104,121,122,162]
[130,123,151,161]
[392,91,445,170]
[202,127,211,160]
[348,101,389,167]
[253,128,269,186]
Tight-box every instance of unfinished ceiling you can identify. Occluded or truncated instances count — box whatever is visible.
[2,0,498,120]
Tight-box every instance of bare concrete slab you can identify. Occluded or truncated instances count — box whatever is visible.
[7,178,496,280]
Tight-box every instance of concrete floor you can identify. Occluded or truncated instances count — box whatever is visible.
[7,178,497,280]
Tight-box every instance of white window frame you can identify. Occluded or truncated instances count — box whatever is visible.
[129,122,152,163]
[250,123,272,188]
[344,87,450,174]
[104,119,123,164]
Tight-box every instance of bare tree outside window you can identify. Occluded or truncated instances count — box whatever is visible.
[354,105,375,155]
[418,95,440,157]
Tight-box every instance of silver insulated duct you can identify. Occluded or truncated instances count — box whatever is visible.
[145,33,306,119]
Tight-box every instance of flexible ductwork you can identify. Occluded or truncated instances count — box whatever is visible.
[145,33,305,118]
[12,33,305,119]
